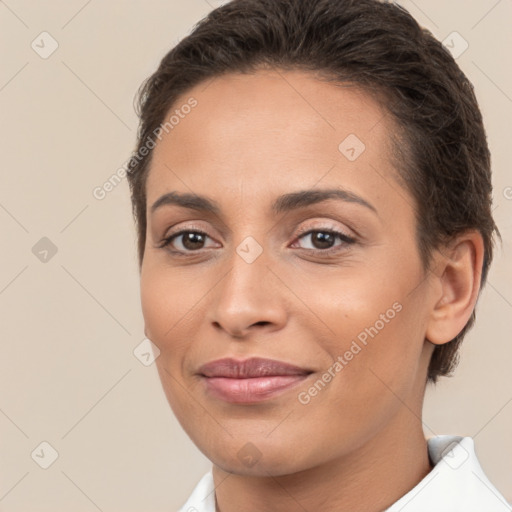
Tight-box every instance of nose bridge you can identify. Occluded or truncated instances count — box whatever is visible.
[208,238,286,335]
[220,240,274,307]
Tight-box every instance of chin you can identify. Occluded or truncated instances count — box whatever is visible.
[194,433,314,477]
[213,453,305,478]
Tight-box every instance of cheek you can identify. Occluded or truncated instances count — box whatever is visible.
[140,263,201,349]
[309,266,425,391]
[291,297,424,459]
[308,272,406,346]
[140,275,168,344]
[141,266,205,420]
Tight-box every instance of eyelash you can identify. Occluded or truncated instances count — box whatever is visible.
[158,225,356,257]
[293,226,356,254]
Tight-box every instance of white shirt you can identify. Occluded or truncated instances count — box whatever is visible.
[178,436,511,512]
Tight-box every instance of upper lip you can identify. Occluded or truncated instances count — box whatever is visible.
[198,357,312,378]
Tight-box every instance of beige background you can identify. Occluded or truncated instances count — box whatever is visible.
[0,0,510,510]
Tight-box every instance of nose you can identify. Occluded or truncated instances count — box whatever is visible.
[207,249,288,339]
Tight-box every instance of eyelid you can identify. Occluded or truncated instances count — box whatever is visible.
[157,219,357,257]
[161,222,213,241]
[293,221,355,242]
[289,224,357,256]
[155,222,217,251]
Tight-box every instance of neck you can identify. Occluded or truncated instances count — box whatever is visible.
[212,406,433,512]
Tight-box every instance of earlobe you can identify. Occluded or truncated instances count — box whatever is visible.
[425,231,484,346]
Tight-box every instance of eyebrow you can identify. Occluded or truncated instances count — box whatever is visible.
[150,188,378,216]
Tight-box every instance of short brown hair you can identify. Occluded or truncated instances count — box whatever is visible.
[126,0,500,382]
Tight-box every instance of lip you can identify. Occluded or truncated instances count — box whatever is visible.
[198,357,313,403]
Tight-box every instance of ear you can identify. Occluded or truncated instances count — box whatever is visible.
[425,230,485,345]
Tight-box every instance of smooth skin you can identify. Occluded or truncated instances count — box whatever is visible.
[140,69,484,512]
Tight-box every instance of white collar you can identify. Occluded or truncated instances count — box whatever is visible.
[178,436,511,512]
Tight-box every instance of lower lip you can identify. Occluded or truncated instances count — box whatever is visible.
[202,375,309,403]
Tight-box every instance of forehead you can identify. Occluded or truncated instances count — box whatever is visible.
[146,69,400,211]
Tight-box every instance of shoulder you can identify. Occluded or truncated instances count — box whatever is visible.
[386,436,511,512]
[178,438,511,512]
[177,471,215,512]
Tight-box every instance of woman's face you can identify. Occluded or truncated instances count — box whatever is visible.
[140,70,438,475]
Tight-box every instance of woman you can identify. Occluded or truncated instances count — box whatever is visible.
[126,0,509,510]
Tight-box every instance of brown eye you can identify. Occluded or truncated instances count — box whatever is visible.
[307,231,336,250]
[179,231,207,250]
[160,230,216,253]
[293,228,356,254]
